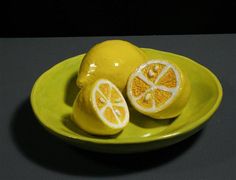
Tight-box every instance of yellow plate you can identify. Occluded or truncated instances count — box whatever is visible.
[31,48,223,153]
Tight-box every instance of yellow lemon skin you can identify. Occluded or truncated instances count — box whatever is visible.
[73,80,125,135]
[76,40,147,93]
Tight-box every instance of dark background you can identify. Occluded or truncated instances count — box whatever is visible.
[1,1,236,37]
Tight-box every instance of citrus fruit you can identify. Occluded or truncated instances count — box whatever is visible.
[127,60,191,119]
[73,79,129,135]
[76,40,147,92]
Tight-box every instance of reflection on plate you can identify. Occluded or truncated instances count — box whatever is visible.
[30,48,223,153]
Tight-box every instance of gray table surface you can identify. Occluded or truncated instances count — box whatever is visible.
[0,35,235,180]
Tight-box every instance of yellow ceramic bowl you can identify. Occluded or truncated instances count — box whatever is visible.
[31,48,223,153]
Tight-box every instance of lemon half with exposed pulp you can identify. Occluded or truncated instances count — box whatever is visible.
[73,79,129,135]
[127,60,191,119]
[76,40,147,92]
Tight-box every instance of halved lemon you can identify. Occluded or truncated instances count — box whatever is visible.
[127,60,191,119]
[73,79,129,135]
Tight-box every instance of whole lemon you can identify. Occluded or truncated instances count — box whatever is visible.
[76,40,147,93]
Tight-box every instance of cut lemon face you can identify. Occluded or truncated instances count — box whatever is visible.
[73,79,129,135]
[127,60,191,119]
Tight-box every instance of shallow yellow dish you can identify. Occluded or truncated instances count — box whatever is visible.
[31,48,223,153]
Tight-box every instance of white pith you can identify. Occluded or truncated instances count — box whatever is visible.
[92,79,129,129]
[127,60,181,113]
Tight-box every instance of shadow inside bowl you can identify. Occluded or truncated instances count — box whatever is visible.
[129,106,175,129]
[64,72,80,106]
